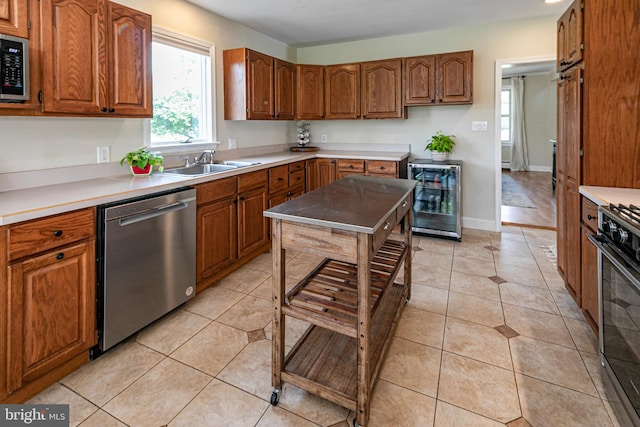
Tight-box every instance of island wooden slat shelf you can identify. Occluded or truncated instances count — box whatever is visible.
[264,176,416,427]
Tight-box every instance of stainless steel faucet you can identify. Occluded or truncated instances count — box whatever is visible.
[194,150,216,164]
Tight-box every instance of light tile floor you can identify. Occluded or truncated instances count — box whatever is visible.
[29,227,622,427]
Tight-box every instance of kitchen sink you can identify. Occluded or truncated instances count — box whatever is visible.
[164,163,238,176]
[215,160,262,167]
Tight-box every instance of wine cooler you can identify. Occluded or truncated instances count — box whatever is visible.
[408,159,462,240]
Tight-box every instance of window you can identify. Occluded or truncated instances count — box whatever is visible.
[151,29,214,147]
[501,88,512,143]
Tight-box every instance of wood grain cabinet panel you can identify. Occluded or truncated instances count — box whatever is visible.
[274,59,295,120]
[0,0,28,37]
[247,50,274,120]
[324,63,360,119]
[316,158,338,186]
[557,0,583,71]
[40,0,151,116]
[404,55,436,105]
[296,64,324,120]
[238,186,268,258]
[196,196,237,282]
[404,51,473,105]
[360,58,404,119]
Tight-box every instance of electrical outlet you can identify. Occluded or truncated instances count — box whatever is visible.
[471,121,488,132]
[321,134,328,143]
[228,138,237,149]
[97,146,110,163]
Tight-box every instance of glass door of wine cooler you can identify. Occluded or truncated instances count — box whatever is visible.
[408,159,462,240]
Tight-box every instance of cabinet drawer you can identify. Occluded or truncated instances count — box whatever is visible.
[581,197,598,232]
[337,159,365,173]
[366,160,397,176]
[289,170,305,187]
[288,161,305,173]
[239,170,268,192]
[269,165,289,194]
[196,177,236,206]
[396,194,412,221]
[373,210,397,250]
[9,208,95,261]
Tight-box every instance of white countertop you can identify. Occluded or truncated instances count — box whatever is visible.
[580,186,640,207]
[0,150,410,225]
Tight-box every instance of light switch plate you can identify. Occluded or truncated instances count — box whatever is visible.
[97,146,110,163]
[228,138,237,149]
[321,134,328,142]
[471,121,488,132]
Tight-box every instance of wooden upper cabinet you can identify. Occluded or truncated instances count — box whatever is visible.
[274,59,295,120]
[360,58,404,119]
[0,0,28,37]
[560,66,582,183]
[404,51,472,105]
[107,2,152,116]
[223,48,294,120]
[557,0,583,71]
[404,55,436,105]
[437,50,473,104]
[325,63,360,119]
[247,50,274,119]
[296,64,324,120]
[40,0,152,116]
[40,0,106,114]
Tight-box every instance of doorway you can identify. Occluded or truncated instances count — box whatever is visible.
[494,57,557,230]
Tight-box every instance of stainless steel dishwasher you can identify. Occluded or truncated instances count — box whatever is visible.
[96,187,197,353]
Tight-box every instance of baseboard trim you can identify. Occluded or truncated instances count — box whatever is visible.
[528,165,553,172]
[462,217,497,232]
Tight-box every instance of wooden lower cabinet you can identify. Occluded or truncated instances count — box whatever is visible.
[316,159,338,186]
[196,172,269,292]
[581,225,598,332]
[564,181,581,300]
[6,239,95,399]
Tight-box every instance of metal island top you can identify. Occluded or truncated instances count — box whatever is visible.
[263,175,417,234]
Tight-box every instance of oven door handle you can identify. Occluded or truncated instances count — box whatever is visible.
[588,234,640,290]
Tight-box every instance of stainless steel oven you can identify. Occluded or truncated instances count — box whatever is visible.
[589,204,640,427]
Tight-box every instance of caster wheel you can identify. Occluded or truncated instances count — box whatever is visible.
[270,390,280,406]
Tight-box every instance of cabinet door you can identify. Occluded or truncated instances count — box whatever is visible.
[316,159,337,187]
[556,176,566,279]
[7,241,95,392]
[557,0,583,71]
[40,0,107,114]
[436,51,473,104]
[247,50,274,119]
[325,63,360,119]
[404,55,436,105]
[238,186,269,258]
[296,64,324,120]
[305,159,319,192]
[564,181,581,302]
[581,225,598,332]
[561,67,582,183]
[274,59,294,120]
[0,0,27,37]
[107,2,152,116]
[361,59,403,119]
[196,198,237,282]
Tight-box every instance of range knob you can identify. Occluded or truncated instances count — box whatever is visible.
[613,228,629,243]
[602,221,617,233]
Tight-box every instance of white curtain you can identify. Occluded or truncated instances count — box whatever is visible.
[510,76,529,171]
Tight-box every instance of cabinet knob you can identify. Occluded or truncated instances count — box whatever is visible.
[439,99,443,103]
[559,75,566,81]
[101,107,108,112]
[380,166,385,170]
[239,196,245,201]
[56,253,64,260]
[402,200,408,208]
[53,230,63,237]
[383,222,391,230]
[431,99,435,103]
[109,108,115,113]
[587,214,596,220]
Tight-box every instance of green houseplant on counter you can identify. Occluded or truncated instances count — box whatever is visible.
[425,131,456,161]
[120,147,164,176]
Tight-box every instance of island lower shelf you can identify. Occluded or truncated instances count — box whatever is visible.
[281,280,408,411]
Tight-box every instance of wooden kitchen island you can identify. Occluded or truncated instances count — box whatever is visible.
[264,175,416,427]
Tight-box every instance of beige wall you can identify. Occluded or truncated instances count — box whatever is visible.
[0,2,557,230]
[297,16,557,229]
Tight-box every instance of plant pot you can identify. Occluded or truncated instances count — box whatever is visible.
[130,164,152,176]
[430,151,449,162]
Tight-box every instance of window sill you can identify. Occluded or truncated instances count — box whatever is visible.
[151,141,220,154]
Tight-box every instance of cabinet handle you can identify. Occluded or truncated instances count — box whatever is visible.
[53,230,63,237]
[109,108,115,113]
[56,253,64,260]
[402,200,408,208]
[384,222,391,230]
[439,99,443,103]
[101,107,108,112]
[278,177,284,181]
[587,214,596,220]
[431,99,435,103]
[239,196,245,201]
[559,75,566,81]
[380,166,385,170]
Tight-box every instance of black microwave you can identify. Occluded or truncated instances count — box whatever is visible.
[0,34,29,102]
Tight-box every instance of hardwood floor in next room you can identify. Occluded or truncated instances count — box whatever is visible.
[501,171,557,230]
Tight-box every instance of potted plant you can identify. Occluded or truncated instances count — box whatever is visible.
[425,131,456,161]
[120,147,164,176]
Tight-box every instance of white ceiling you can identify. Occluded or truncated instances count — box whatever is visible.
[185,0,569,47]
